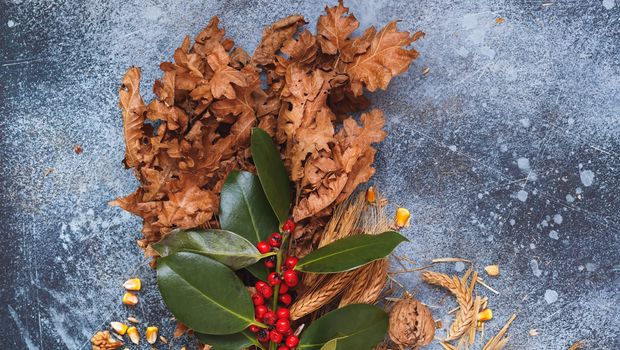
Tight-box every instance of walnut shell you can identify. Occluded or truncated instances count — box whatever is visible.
[91,331,124,350]
[388,297,435,349]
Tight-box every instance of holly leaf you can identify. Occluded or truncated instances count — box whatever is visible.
[196,330,263,350]
[157,252,257,335]
[220,170,280,244]
[251,128,291,223]
[299,304,388,350]
[294,231,407,273]
[152,229,267,270]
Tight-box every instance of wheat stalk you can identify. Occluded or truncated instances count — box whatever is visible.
[482,314,516,350]
[289,272,356,320]
[422,270,477,341]
[339,258,388,306]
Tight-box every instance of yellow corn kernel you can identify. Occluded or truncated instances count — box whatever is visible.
[395,207,411,228]
[110,321,128,335]
[122,292,138,306]
[366,187,376,203]
[478,308,493,322]
[484,264,500,277]
[146,326,158,345]
[127,326,139,344]
[123,278,141,291]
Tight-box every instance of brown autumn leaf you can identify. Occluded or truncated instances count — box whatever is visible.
[316,0,359,55]
[345,21,421,95]
[113,5,421,251]
[252,15,306,66]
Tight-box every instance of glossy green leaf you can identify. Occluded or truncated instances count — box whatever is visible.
[196,330,263,350]
[157,252,257,335]
[220,170,280,244]
[245,262,269,281]
[299,304,388,350]
[152,229,266,270]
[295,231,407,273]
[251,128,291,223]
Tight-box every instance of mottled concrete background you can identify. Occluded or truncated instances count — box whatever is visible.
[1,0,619,349]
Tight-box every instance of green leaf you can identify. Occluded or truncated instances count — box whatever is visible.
[245,262,269,281]
[152,229,266,270]
[251,128,291,223]
[196,330,263,350]
[299,304,388,350]
[220,170,280,244]
[157,252,257,335]
[295,231,407,273]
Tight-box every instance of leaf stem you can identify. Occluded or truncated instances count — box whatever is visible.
[269,230,289,350]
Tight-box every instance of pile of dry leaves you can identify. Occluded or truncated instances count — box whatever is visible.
[112,0,423,256]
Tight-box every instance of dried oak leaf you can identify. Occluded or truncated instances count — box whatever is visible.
[207,44,248,99]
[345,21,421,96]
[252,15,306,66]
[316,0,359,55]
[119,67,147,168]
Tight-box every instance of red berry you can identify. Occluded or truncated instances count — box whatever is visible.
[256,281,268,290]
[257,329,270,342]
[283,270,299,287]
[249,325,260,333]
[257,241,270,254]
[282,219,295,232]
[285,335,299,348]
[278,283,289,294]
[278,346,290,350]
[270,330,283,343]
[255,305,268,319]
[269,232,282,247]
[278,293,292,306]
[285,257,298,269]
[284,328,293,337]
[252,293,265,306]
[259,284,273,298]
[264,255,276,269]
[263,311,277,325]
[268,272,281,286]
[276,307,290,319]
[275,318,291,333]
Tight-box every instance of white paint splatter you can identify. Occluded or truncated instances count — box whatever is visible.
[517,157,530,171]
[143,5,163,20]
[566,194,575,203]
[454,261,465,272]
[544,289,558,304]
[519,118,531,128]
[500,144,508,152]
[603,0,615,9]
[509,219,516,226]
[579,169,594,187]
[553,214,563,225]
[576,187,583,194]
[530,243,536,250]
[448,145,457,152]
[549,230,559,240]
[530,259,542,277]
[7,19,16,27]
[517,190,528,202]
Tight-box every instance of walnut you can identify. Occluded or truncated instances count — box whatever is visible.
[388,294,436,349]
[91,331,124,350]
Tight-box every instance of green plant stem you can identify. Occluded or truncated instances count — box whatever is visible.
[269,231,289,350]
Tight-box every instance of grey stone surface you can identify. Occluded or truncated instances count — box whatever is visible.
[1,0,619,349]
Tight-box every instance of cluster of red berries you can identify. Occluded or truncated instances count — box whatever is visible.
[250,219,300,349]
